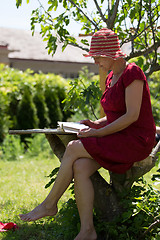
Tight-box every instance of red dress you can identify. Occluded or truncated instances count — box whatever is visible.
[80,63,156,174]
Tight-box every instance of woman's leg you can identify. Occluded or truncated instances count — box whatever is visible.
[73,158,100,240]
[19,140,94,222]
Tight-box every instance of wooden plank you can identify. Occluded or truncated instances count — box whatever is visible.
[9,129,76,135]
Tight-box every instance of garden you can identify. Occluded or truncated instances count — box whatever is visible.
[0,63,160,239]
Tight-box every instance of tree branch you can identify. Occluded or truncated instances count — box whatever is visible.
[67,0,99,30]
[107,0,120,29]
[146,63,160,78]
[139,219,160,240]
[121,12,160,46]
[93,0,107,24]
[148,0,157,63]
[135,0,143,35]
[126,39,160,60]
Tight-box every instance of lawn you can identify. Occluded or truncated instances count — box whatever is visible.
[0,152,75,240]
[0,135,159,240]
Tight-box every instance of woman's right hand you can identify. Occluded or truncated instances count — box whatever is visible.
[80,119,97,129]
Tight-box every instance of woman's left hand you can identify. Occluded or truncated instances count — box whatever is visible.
[77,128,98,138]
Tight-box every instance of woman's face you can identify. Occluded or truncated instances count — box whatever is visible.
[93,56,114,72]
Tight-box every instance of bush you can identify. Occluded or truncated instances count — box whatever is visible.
[149,71,160,125]
[33,83,50,128]
[17,84,39,130]
[0,135,24,161]
[0,90,10,142]
[0,64,72,142]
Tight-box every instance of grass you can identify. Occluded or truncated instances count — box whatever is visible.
[0,134,159,239]
[0,151,74,240]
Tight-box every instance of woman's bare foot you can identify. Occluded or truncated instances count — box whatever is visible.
[74,227,97,240]
[19,202,58,222]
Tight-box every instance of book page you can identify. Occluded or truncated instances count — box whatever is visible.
[57,121,88,133]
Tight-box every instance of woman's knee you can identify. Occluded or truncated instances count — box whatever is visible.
[66,140,81,153]
[62,140,82,165]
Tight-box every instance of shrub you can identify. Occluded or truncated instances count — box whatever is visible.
[0,91,10,142]
[0,64,72,142]
[0,135,24,161]
[17,84,39,130]
[149,71,160,125]
[33,82,50,128]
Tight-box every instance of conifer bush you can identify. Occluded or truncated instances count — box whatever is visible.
[17,84,39,130]
[33,82,50,128]
[0,64,72,142]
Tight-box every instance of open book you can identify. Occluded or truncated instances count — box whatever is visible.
[57,121,89,133]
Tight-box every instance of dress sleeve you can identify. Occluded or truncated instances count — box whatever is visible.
[123,63,146,88]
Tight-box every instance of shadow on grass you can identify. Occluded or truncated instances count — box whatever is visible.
[0,199,108,240]
[0,199,80,240]
[0,221,59,240]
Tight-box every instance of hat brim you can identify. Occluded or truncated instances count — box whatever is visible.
[83,51,127,60]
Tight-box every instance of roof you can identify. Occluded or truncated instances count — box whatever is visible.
[0,40,8,48]
[0,27,94,64]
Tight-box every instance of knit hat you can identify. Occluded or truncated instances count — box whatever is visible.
[84,28,126,59]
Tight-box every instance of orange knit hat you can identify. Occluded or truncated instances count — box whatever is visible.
[84,28,126,59]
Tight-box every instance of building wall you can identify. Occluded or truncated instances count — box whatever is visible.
[10,58,99,78]
[0,47,10,65]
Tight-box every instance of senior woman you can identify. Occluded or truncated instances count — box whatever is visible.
[19,28,156,240]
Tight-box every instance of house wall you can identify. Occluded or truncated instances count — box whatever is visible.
[0,46,10,65]
[10,58,99,78]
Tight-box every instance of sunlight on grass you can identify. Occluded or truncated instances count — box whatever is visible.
[0,154,73,240]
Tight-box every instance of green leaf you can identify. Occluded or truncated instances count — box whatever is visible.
[16,0,22,8]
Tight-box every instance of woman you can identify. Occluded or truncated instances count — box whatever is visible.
[19,28,156,240]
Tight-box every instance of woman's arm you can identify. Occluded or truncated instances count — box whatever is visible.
[78,80,144,137]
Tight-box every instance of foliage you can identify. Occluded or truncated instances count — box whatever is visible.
[0,90,10,142]
[51,199,80,239]
[25,134,53,158]
[101,179,160,240]
[0,64,72,142]
[0,133,53,162]
[16,0,160,76]
[149,71,160,125]
[0,135,24,161]
[33,83,51,128]
[63,66,101,120]
[16,84,39,131]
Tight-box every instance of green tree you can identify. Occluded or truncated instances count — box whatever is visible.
[16,0,160,77]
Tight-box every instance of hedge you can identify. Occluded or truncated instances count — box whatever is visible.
[0,64,72,142]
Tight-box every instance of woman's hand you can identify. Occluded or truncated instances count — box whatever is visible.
[80,119,97,128]
[77,128,98,138]
[80,119,107,129]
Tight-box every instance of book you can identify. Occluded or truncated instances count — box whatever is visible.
[57,121,89,133]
